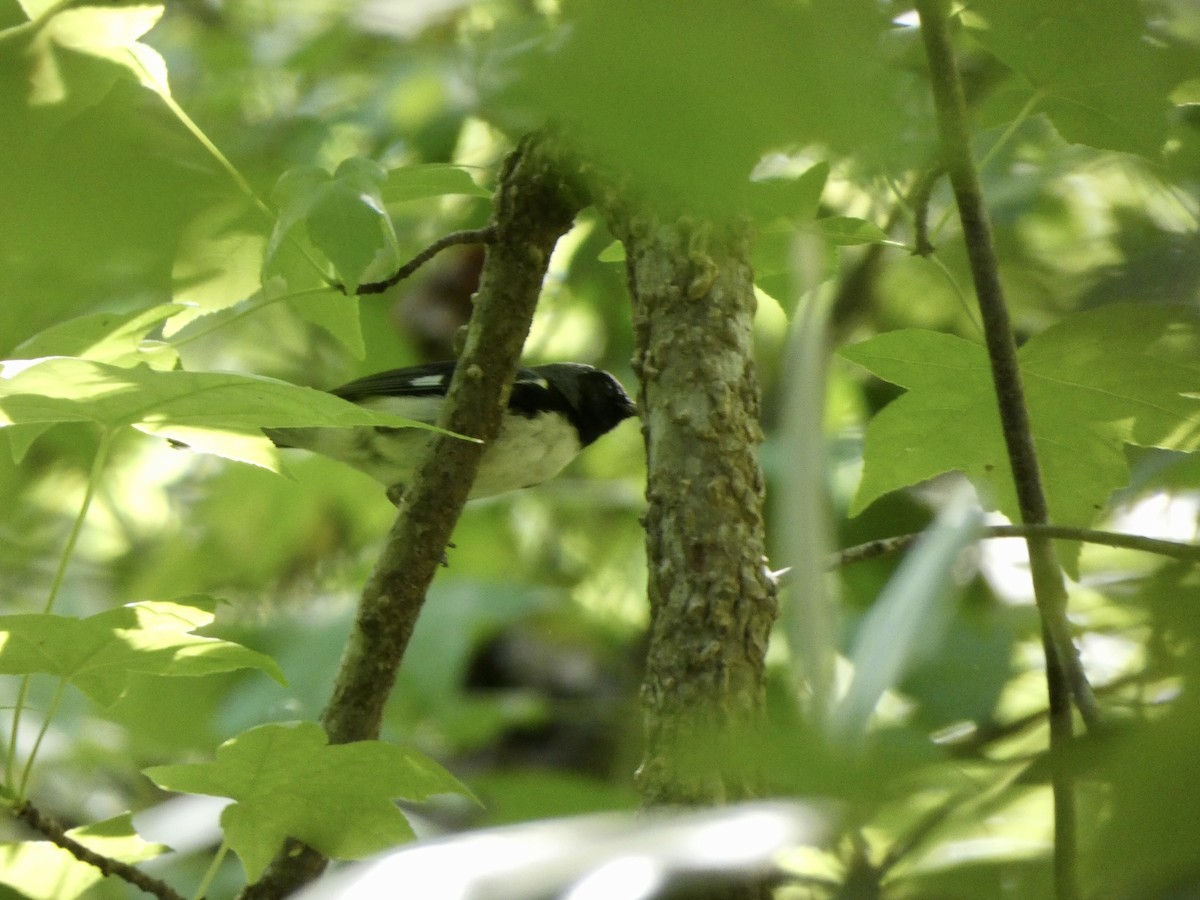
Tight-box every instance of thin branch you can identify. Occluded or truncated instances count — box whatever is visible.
[347,226,498,295]
[237,134,583,899]
[832,524,1200,569]
[914,3,1084,897]
[13,801,186,900]
[909,165,944,258]
[945,667,1171,759]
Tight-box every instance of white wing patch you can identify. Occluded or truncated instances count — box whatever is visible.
[408,374,447,388]
[515,372,550,389]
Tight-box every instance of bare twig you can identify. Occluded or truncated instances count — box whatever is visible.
[915,3,1086,896]
[345,226,498,295]
[832,524,1200,569]
[946,667,1171,759]
[238,134,583,899]
[909,165,944,258]
[14,801,185,900]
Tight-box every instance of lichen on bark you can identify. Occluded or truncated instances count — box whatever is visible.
[608,210,778,806]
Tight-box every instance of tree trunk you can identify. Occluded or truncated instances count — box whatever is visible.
[610,211,778,807]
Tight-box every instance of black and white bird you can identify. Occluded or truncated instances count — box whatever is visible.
[265,361,637,500]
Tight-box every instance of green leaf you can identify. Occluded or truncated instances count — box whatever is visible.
[381,163,492,204]
[0,813,168,900]
[168,207,268,337]
[965,0,1184,158]
[26,5,170,106]
[307,177,399,295]
[841,305,1200,532]
[597,240,625,263]
[286,291,365,359]
[813,216,891,246]
[262,166,332,290]
[266,159,402,295]
[145,722,474,881]
[0,357,434,469]
[0,597,285,707]
[749,161,829,222]
[830,487,982,743]
[13,305,181,370]
[498,0,905,208]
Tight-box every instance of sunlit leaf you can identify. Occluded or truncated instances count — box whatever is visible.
[169,207,268,337]
[145,721,473,881]
[26,5,169,106]
[13,305,180,370]
[0,597,285,707]
[841,305,1200,533]
[0,813,168,900]
[0,356,437,469]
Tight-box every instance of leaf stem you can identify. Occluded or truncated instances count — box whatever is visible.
[16,678,66,800]
[926,252,984,338]
[914,3,1088,897]
[43,430,114,617]
[930,89,1044,242]
[194,840,230,900]
[123,49,330,282]
[5,430,114,793]
[977,89,1044,175]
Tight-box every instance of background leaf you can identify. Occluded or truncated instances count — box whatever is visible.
[145,721,472,881]
[841,305,1200,533]
[0,597,285,707]
[965,0,1186,157]
[0,356,438,468]
[381,164,492,205]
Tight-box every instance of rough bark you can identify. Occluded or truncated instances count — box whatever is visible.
[238,133,583,899]
[607,210,778,807]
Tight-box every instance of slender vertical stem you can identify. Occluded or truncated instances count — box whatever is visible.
[17,679,67,799]
[194,841,230,900]
[914,4,1090,898]
[42,429,115,617]
[6,430,114,795]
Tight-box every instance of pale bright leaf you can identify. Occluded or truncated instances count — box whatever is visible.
[0,597,286,707]
[0,813,168,900]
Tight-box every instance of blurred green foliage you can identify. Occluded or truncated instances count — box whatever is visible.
[0,0,1199,897]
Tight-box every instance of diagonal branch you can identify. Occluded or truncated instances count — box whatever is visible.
[237,133,585,900]
[14,801,185,900]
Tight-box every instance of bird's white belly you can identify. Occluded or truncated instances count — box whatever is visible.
[471,411,582,497]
